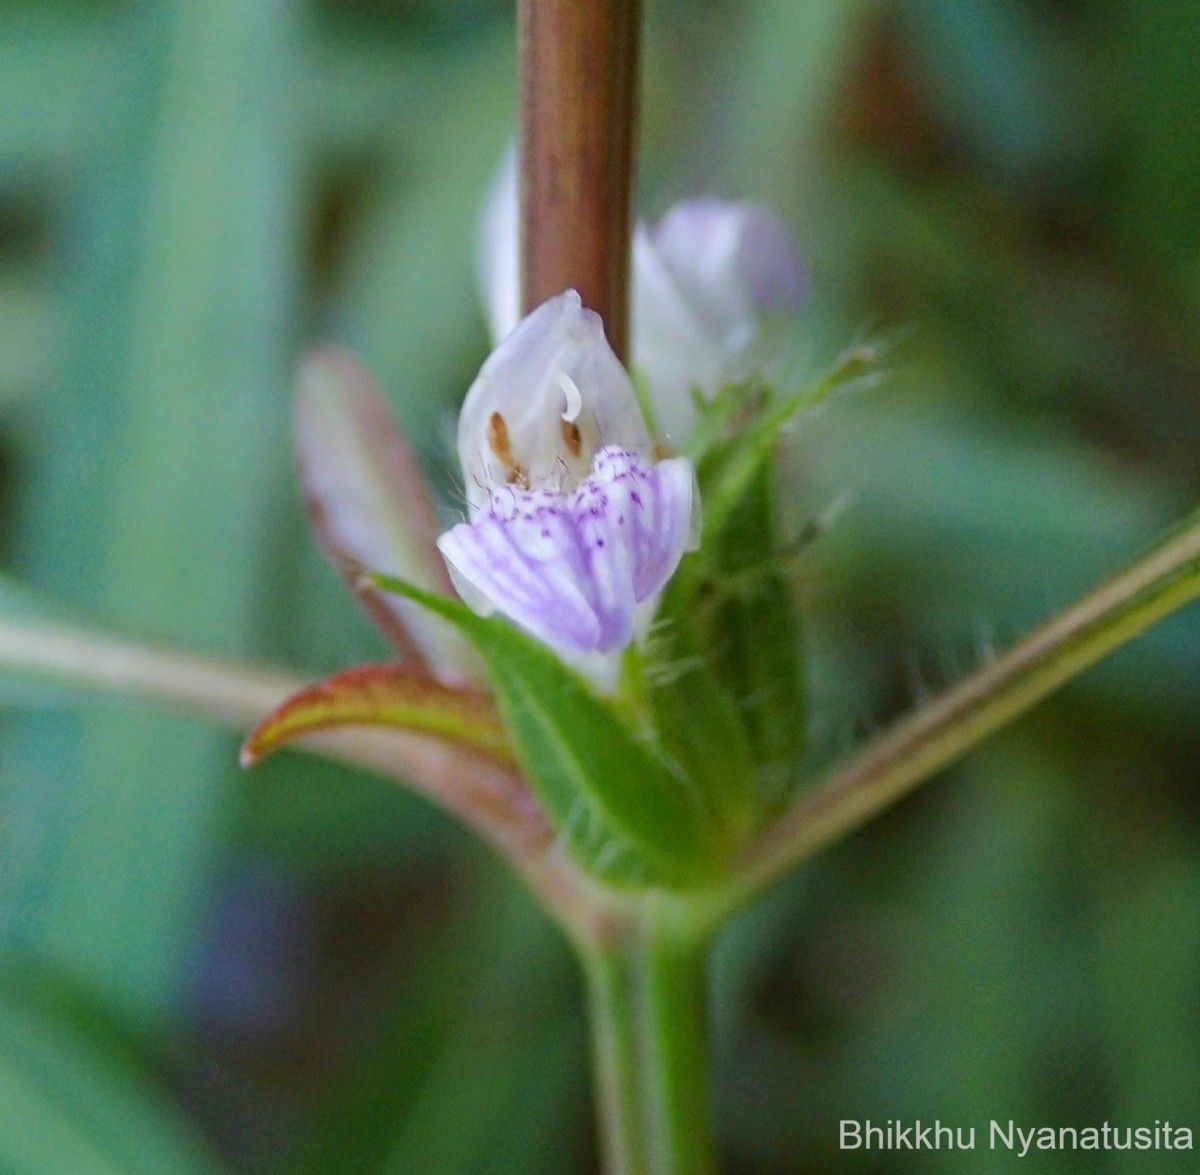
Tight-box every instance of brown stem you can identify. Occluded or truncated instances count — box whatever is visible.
[518,0,641,361]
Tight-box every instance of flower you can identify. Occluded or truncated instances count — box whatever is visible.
[632,198,806,440]
[478,153,805,443]
[438,291,698,662]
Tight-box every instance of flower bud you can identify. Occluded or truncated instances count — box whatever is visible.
[633,199,806,440]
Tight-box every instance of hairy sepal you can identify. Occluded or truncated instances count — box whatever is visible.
[644,355,872,822]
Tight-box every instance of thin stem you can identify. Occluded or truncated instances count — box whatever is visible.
[0,612,537,828]
[0,612,629,934]
[580,902,716,1175]
[517,0,640,360]
[0,613,305,725]
[725,507,1200,909]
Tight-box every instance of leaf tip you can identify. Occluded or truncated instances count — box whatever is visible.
[238,734,264,769]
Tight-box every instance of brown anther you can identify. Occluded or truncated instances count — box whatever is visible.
[487,411,517,472]
[561,418,583,456]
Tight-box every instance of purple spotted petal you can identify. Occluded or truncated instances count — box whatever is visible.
[437,447,698,656]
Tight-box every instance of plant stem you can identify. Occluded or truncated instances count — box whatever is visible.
[579,903,716,1175]
[0,612,620,933]
[517,9,716,1167]
[517,0,640,360]
[726,506,1200,910]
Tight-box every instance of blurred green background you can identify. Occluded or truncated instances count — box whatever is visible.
[2,0,1200,1171]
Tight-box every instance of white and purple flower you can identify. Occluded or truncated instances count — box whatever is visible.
[438,291,698,665]
[460,163,804,666]
[478,152,806,444]
[632,198,806,440]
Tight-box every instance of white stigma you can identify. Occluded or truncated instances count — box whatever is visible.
[557,371,583,424]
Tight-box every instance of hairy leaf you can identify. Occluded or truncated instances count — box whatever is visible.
[643,358,870,824]
[368,574,725,888]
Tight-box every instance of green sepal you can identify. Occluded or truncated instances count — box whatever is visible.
[647,465,805,826]
[646,349,876,822]
[696,529,805,812]
[633,585,760,842]
[368,574,726,890]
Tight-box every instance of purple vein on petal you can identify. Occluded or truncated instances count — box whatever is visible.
[440,501,603,653]
[438,447,697,657]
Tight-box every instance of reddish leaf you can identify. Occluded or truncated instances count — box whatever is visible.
[240,662,511,768]
[295,347,475,678]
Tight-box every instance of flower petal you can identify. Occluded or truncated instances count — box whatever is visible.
[438,487,603,653]
[651,198,806,334]
[438,447,697,657]
[634,199,806,442]
[631,229,729,442]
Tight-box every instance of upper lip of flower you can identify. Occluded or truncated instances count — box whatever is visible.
[456,289,655,515]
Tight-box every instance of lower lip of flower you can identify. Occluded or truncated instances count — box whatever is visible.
[437,446,697,656]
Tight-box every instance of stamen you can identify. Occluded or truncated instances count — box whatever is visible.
[487,411,516,469]
[561,418,583,456]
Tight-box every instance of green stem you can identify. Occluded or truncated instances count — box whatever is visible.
[725,505,1200,911]
[579,904,716,1175]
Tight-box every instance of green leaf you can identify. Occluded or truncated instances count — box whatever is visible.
[650,471,805,826]
[643,358,875,826]
[634,594,759,841]
[239,662,513,768]
[368,576,725,889]
[7,0,308,1022]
